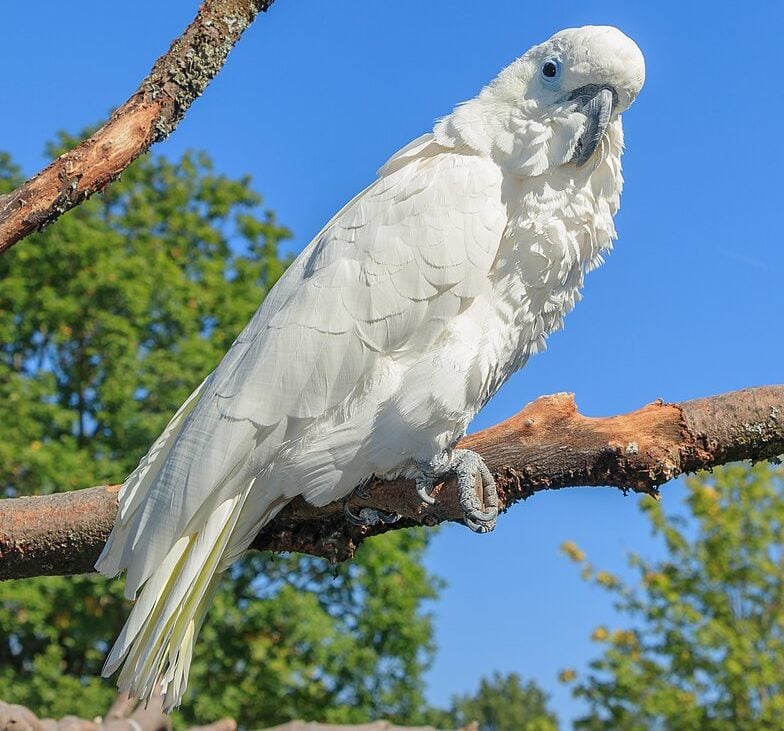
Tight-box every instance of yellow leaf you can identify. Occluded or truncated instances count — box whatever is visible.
[561,541,585,562]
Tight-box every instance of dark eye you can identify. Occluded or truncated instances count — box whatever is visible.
[540,59,562,83]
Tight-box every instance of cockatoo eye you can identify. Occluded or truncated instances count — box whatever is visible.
[540,59,562,84]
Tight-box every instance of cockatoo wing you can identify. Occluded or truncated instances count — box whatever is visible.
[209,138,507,426]
[99,136,507,596]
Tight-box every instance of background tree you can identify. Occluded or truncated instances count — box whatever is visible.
[0,139,441,728]
[432,672,559,731]
[560,462,784,730]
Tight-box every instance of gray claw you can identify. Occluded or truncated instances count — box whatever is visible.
[465,506,499,523]
[354,482,372,500]
[344,503,401,527]
[378,509,402,524]
[415,474,437,505]
[464,516,495,534]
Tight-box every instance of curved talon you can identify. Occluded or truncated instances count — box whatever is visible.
[415,475,437,505]
[344,504,374,526]
[463,502,498,533]
[465,516,496,533]
[466,506,499,523]
[354,483,372,500]
[378,509,402,524]
[344,503,401,527]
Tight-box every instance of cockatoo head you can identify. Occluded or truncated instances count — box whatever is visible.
[528,26,645,116]
[435,26,645,176]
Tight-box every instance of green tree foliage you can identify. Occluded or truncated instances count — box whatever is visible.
[436,672,559,731]
[0,141,441,727]
[561,463,784,730]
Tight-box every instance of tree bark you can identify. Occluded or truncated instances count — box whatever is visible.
[0,691,235,731]
[1,386,782,581]
[0,0,275,255]
[258,723,475,730]
[0,695,462,731]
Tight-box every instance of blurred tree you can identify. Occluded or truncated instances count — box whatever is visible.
[0,140,441,728]
[430,672,559,731]
[561,463,784,730]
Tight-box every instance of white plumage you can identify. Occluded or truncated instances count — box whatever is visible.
[96,25,645,709]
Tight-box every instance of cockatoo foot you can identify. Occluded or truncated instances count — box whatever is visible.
[344,503,401,527]
[416,449,499,533]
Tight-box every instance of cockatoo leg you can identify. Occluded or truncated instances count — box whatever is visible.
[416,449,499,533]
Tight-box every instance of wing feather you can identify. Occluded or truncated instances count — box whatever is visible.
[211,145,506,429]
[105,138,507,591]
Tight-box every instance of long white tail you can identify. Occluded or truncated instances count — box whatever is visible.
[96,374,289,711]
[102,487,250,711]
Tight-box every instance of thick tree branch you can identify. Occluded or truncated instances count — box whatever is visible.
[0,0,275,255]
[0,691,235,731]
[257,724,474,731]
[0,694,461,731]
[1,386,782,581]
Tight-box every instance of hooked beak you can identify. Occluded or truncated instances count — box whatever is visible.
[568,85,616,167]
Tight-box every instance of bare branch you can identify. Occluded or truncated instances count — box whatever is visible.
[0,0,275,255]
[103,694,137,724]
[1,386,782,581]
[185,722,237,731]
[0,691,233,731]
[0,695,462,731]
[257,723,474,731]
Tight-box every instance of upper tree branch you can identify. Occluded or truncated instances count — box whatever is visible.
[2,385,782,581]
[0,0,275,255]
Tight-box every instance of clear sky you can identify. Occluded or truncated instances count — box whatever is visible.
[2,0,783,726]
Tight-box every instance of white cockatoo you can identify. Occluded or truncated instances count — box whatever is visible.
[97,25,645,709]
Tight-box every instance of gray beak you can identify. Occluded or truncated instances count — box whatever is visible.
[569,85,616,167]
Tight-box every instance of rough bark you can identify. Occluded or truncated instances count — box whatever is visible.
[0,699,460,731]
[0,691,235,731]
[0,0,275,255]
[1,385,782,581]
[259,723,473,731]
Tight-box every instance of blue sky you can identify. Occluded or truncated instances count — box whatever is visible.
[2,0,783,725]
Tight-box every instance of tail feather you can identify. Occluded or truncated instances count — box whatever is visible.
[104,485,252,711]
[103,534,191,676]
[119,379,209,523]
[96,379,208,580]
[97,383,295,709]
[120,438,252,601]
